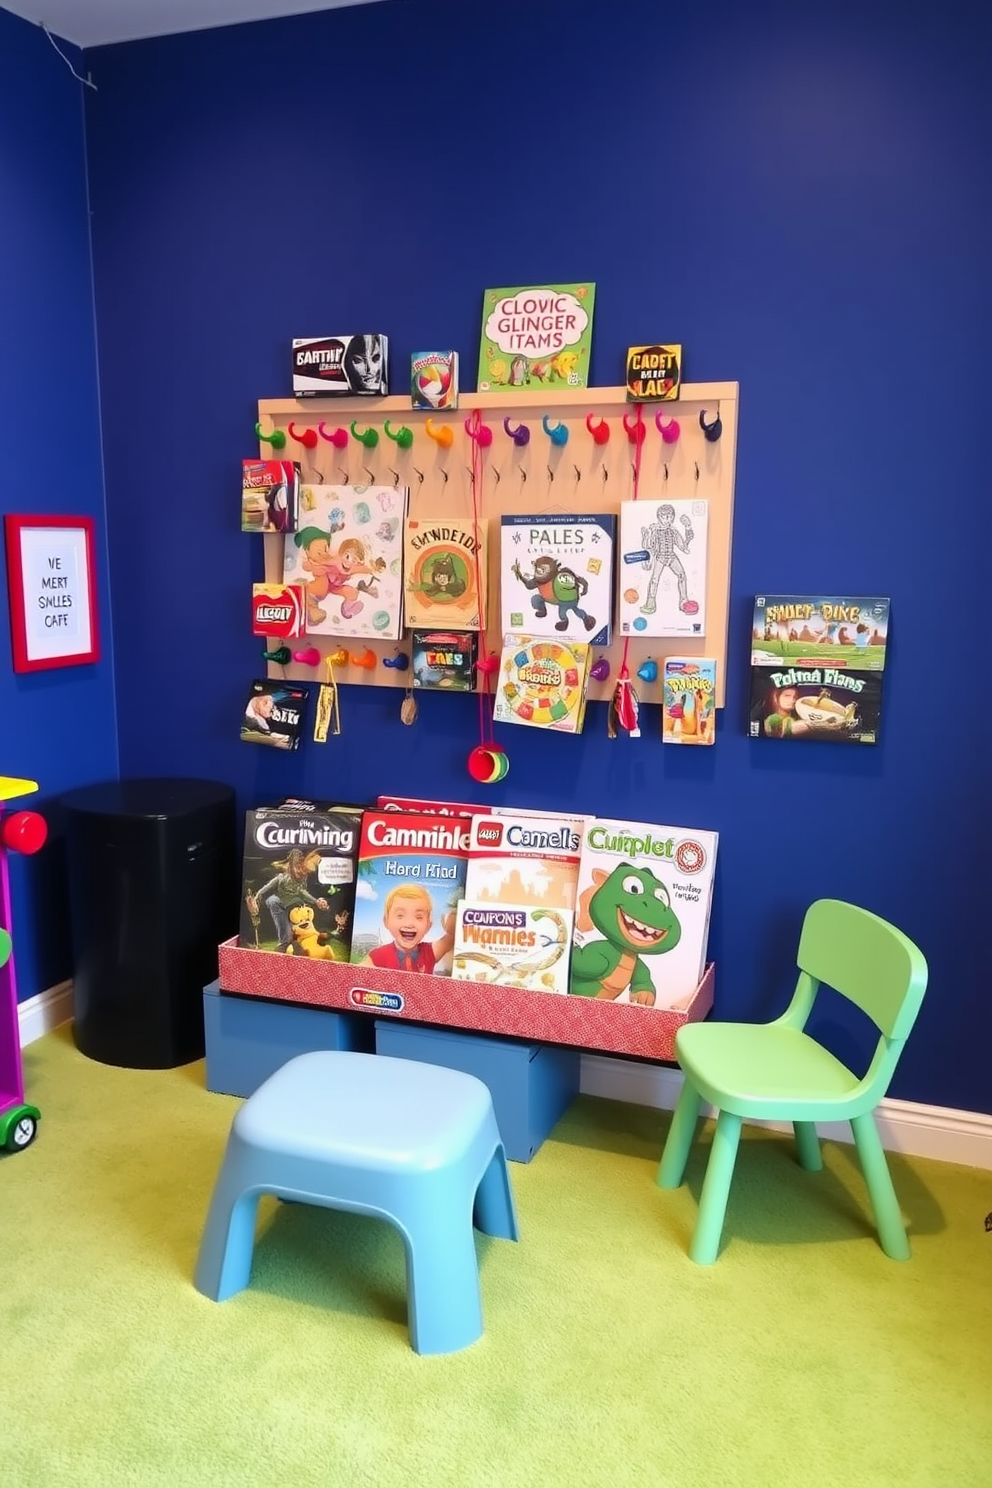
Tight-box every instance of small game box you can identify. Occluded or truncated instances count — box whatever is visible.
[241,679,309,751]
[663,658,717,744]
[292,335,389,397]
[411,629,479,690]
[242,460,300,534]
[411,351,459,411]
[625,344,682,401]
[452,902,575,994]
[251,584,306,638]
[239,803,362,958]
[749,664,884,744]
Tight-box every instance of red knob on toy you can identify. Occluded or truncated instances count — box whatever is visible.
[2,810,47,856]
[288,422,319,449]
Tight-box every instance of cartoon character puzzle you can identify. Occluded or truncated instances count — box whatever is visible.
[359,885,455,973]
[569,863,681,1005]
[512,555,597,633]
[640,504,698,617]
[294,525,385,627]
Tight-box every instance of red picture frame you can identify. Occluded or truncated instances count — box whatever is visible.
[4,514,100,673]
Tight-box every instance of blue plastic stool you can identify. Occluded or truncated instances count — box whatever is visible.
[194,1050,519,1354]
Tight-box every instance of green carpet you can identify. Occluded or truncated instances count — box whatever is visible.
[1,1027,989,1488]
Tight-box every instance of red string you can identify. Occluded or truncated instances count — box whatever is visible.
[466,410,492,746]
[618,402,645,680]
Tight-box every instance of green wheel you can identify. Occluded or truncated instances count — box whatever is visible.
[3,1108,39,1152]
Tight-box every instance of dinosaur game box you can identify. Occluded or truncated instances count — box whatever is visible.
[570,818,718,1009]
[238,804,362,959]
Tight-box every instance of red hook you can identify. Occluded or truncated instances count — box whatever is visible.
[623,410,646,445]
[288,422,318,449]
[586,414,610,445]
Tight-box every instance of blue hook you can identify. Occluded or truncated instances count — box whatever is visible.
[542,415,569,447]
[699,410,722,443]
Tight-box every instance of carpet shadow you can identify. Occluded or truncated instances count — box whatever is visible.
[547,1094,667,1162]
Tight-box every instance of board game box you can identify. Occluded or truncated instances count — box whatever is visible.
[239,803,362,958]
[242,459,300,534]
[750,595,890,670]
[292,335,389,397]
[451,902,575,994]
[465,811,584,911]
[663,658,717,744]
[748,664,884,744]
[570,818,718,1009]
[404,515,486,630]
[493,633,591,734]
[283,483,408,640]
[349,810,472,975]
[411,629,479,690]
[625,344,682,402]
[618,498,708,638]
[477,283,596,393]
[411,350,458,411]
[500,513,615,646]
[241,679,310,751]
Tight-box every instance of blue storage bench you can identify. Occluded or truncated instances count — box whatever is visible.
[203,980,375,1098]
[374,1019,580,1163]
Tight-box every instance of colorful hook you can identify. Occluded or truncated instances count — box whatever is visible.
[262,644,292,666]
[636,658,659,684]
[318,423,349,448]
[503,418,530,447]
[255,421,287,450]
[425,418,454,449]
[351,647,377,670]
[542,415,569,447]
[476,651,501,676]
[465,416,493,448]
[288,422,318,449]
[586,414,610,445]
[327,647,349,666]
[655,414,680,444]
[590,657,611,682]
[700,410,723,442]
[293,647,321,667]
[384,420,414,450]
[622,411,646,445]
[382,651,410,671]
[350,422,379,449]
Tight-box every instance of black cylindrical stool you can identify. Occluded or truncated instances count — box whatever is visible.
[62,778,237,1069]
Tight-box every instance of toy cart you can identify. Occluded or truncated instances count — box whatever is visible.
[0,776,48,1153]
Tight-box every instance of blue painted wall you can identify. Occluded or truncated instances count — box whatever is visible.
[0,9,118,1000]
[8,0,986,1111]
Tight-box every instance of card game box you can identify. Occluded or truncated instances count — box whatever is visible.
[240,679,310,751]
[292,335,389,397]
[251,584,306,638]
[625,344,682,401]
[411,629,479,690]
[242,459,300,533]
[411,350,459,410]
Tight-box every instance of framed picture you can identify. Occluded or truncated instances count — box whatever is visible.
[4,514,100,673]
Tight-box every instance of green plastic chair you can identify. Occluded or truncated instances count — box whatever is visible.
[657,899,928,1264]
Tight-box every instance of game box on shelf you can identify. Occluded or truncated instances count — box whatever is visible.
[215,938,714,1063]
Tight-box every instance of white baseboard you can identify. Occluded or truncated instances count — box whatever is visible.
[580,1054,992,1171]
[20,988,991,1170]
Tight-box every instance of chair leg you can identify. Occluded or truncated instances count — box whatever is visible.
[794,1120,822,1171]
[194,1186,262,1301]
[851,1111,910,1260]
[404,1222,484,1355]
[690,1110,742,1265]
[657,1079,704,1189]
[473,1150,519,1241]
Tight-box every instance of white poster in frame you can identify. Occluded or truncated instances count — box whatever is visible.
[4,514,100,673]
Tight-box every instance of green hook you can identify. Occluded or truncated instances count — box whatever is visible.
[255,421,287,450]
[350,422,379,449]
[384,420,414,450]
[262,644,292,666]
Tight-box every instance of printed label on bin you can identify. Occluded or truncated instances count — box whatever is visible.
[349,988,405,1013]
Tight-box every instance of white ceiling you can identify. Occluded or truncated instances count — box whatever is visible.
[3,0,382,49]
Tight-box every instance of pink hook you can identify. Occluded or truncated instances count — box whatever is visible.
[586,414,610,445]
[465,416,493,448]
[317,422,349,449]
[293,647,321,666]
[622,411,646,445]
[655,413,680,444]
[288,422,318,449]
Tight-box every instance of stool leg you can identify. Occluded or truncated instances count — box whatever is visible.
[473,1150,519,1241]
[195,1179,262,1302]
[404,1222,484,1355]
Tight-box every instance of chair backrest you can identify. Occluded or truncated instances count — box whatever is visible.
[797,899,928,1044]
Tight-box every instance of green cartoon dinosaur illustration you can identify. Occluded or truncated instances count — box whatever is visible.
[569,862,682,1005]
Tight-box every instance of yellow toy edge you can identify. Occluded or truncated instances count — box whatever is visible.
[0,776,39,803]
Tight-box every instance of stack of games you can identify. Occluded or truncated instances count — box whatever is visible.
[663,658,717,744]
[748,594,890,745]
[570,817,718,1010]
[283,484,408,640]
[500,513,614,646]
[242,460,300,534]
[477,283,596,392]
[618,498,708,638]
[404,515,486,630]
[493,633,592,734]
[238,801,362,959]
[292,335,389,397]
[240,680,309,751]
[410,351,459,410]
[348,809,472,975]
